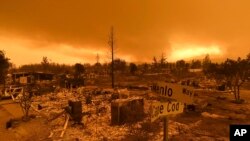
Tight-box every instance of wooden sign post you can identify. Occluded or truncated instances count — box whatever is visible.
[163,117,168,141]
[150,81,194,141]
[150,101,184,141]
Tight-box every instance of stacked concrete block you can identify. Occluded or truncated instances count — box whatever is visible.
[111,98,144,125]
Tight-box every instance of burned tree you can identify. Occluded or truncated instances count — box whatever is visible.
[142,63,149,74]
[223,57,249,102]
[0,50,10,89]
[73,63,85,87]
[19,87,32,121]
[41,56,50,72]
[74,63,85,79]
[205,54,250,102]
[160,53,167,69]
[129,63,138,75]
[108,26,115,88]
[152,56,158,70]
[202,54,212,74]
[174,60,189,77]
[112,58,126,73]
[191,59,202,69]
[93,53,102,74]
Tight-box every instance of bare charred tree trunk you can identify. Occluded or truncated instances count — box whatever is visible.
[226,77,233,90]
[233,75,238,101]
[233,73,243,101]
[233,84,237,100]
[3,75,6,94]
[109,27,115,88]
[236,73,240,101]
[237,85,240,100]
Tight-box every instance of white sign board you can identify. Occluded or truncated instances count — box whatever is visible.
[151,82,194,104]
[150,101,184,122]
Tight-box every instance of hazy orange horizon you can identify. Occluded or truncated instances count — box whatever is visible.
[0,0,250,66]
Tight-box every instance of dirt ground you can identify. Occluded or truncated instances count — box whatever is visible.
[0,100,50,141]
[171,89,250,141]
[1,77,250,141]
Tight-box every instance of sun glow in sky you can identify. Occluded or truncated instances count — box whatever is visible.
[168,43,222,61]
[0,35,226,66]
[0,36,134,66]
[0,36,107,66]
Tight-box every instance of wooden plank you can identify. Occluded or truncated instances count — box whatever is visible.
[60,114,69,138]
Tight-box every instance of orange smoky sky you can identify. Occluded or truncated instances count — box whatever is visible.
[0,0,250,66]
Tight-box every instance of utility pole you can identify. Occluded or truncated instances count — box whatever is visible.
[108,26,115,88]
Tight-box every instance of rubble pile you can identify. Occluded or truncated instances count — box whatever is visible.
[198,79,217,89]
[31,87,150,140]
[23,84,232,141]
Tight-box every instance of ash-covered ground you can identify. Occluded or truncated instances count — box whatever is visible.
[1,76,250,141]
